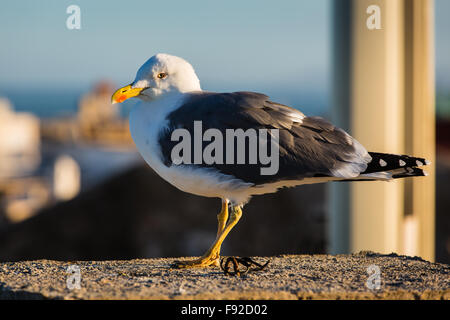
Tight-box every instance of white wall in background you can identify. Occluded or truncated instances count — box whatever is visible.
[0,98,41,178]
[53,154,81,201]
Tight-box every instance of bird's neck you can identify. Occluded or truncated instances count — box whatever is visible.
[138,91,189,116]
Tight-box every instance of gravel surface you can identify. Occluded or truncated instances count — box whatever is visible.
[0,252,449,300]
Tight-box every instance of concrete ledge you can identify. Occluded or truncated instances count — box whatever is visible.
[0,252,449,300]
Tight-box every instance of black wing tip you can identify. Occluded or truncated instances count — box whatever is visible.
[363,152,430,175]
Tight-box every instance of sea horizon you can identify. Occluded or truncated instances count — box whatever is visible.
[0,86,330,119]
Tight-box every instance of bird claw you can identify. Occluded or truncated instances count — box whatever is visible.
[171,256,220,269]
[220,256,271,276]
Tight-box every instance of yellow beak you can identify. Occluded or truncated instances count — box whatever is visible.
[111,84,145,104]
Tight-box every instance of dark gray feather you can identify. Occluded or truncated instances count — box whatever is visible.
[158,91,369,185]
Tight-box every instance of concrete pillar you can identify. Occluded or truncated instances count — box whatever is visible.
[330,0,435,261]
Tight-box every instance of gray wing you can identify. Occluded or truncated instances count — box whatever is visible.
[158,91,371,185]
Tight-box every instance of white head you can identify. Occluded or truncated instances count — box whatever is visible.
[112,53,201,104]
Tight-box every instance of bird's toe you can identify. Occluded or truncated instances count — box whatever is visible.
[170,256,220,269]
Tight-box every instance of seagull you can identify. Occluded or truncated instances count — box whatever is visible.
[111,53,429,268]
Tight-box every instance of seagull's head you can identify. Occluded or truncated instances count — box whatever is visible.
[111,53,201,104]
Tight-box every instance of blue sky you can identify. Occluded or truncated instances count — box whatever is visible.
[0,0,330,97]
[0,0,448,113]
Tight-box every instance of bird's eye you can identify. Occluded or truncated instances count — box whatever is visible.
[157,72,167,79]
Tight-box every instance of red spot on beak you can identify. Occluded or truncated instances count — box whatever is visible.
[117,94,127,103]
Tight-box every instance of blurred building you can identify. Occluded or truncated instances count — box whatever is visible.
[77,81,132,145]
[78,81,120,139]
[0,98,47,222]
[0,98,40,179]
[0,98,81,224]
[41,80,133,146]
[0,78,143,225]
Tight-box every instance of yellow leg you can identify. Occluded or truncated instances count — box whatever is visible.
[216,199,229,237]
[173,202,242,268]
[212,199,229,261]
